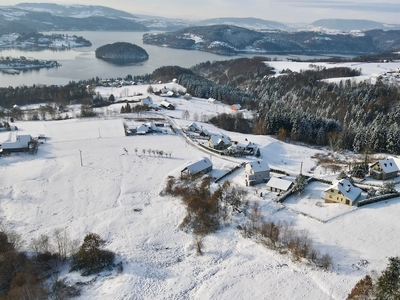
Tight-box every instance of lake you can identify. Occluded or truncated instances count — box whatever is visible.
[0,31,347,87]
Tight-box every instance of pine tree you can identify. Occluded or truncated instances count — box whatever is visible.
[292,174,307,194]
[375,257,400,299]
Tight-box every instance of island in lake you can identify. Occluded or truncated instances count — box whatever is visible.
[0,56,60,75]
[95,42,149,64]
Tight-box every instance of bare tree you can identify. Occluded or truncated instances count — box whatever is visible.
[182,110,190,120]
[142,149,146,156]
[194,234,205,256]
[134,148,138,155]
[30,234,51,255]
[147,149,152,156]
[53,228,70,261]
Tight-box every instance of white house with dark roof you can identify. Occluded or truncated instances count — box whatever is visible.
[266,177,293,194]
[324,178,362,206]
[370,158,399,180]
[245,160,270,186]
[181,157,213,176]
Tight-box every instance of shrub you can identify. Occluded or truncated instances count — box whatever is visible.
[317,253,333,271]
[347,275,374,300]
[71,233,115,276]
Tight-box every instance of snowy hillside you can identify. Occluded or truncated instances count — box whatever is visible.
[1,82,400,299]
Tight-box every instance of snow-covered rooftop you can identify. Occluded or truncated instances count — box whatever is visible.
[267,177,293,191]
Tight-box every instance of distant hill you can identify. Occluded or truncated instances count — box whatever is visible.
[143,24,400,56]
[196,17,290,31]
[0,3,148,32]
[311,19,400,31]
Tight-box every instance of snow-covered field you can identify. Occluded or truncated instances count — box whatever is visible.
[1,74,400,299]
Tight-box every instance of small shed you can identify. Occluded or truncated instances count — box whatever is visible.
[181,157,213,176]
[266,177,293,193]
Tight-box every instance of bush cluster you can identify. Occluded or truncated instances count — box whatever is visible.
[240,203,333,270]
[0,228,116,299]
[165,176,247,238]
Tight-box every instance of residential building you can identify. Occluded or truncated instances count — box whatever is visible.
[324,179,361,206]
[245,160,270,186]
[370,158,399,180]
[160,100,175,110]
[187,122,201,132]
[208,134,231,151]
[266,177,293,194]
[181,157,213,176]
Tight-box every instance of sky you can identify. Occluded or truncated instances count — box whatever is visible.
[1,0,400,24]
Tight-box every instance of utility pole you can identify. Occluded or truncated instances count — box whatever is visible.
[300,161,303,175]
[79,149,83,167]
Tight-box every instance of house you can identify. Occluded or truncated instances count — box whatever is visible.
[324,179,361,206]
[160,90,175,97]
[266,177,293,194]
[135,124,150,135]
[231,104,242,111]
[208,134,231,151]
[141,97,153,106]
[187,122,201,132]
[134,122,159,135]
[245,160,270,186]
[227,141,257,155]
[0,134,33,153]
[199,128,210,137]
[370,158,399,180]
[181,157,213,176]
[160,100,175,110]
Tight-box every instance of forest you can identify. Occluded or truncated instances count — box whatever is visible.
[177,57,400,154]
